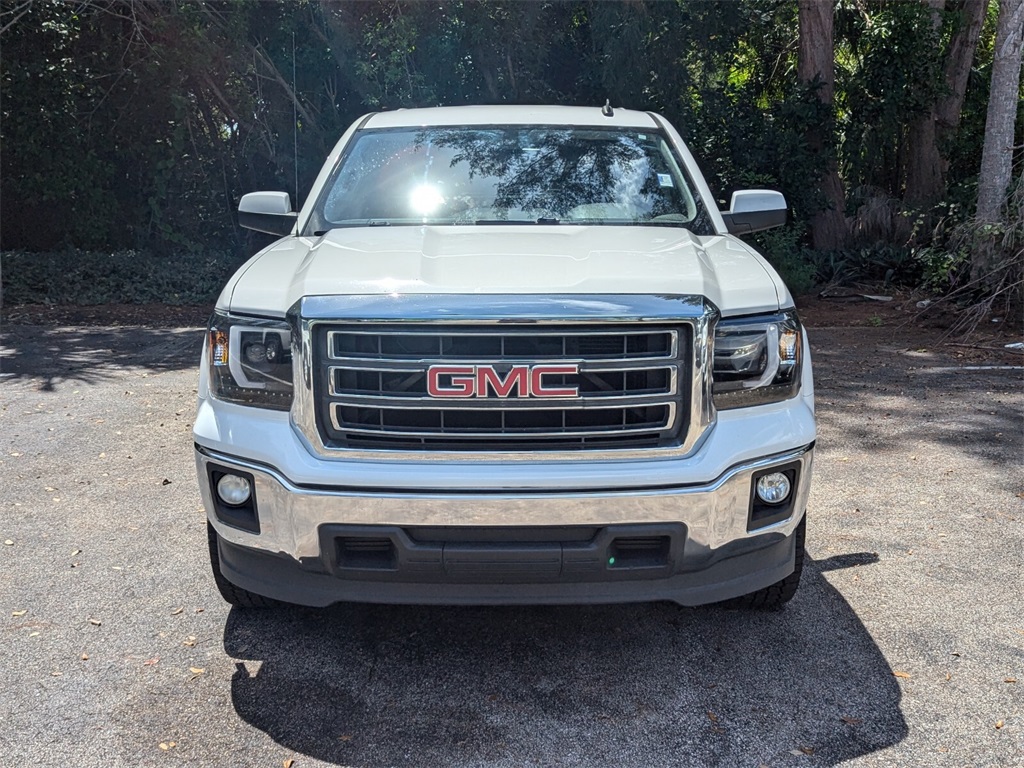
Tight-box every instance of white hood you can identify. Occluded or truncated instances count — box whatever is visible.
[221,226,789,318]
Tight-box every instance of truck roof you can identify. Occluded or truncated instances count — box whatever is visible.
[361,105,661,130]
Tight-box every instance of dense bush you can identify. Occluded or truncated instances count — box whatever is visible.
[1,249,244,306]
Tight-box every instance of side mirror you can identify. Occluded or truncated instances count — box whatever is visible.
[238,192,298,236]
[720,190,787,235]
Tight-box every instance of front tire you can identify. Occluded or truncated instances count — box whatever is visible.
[207,522,277,609]
[723,515,805,610]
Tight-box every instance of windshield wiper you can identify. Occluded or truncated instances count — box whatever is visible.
[314,220,400,234]
[474,217,561,225]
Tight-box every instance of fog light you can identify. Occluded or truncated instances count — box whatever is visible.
[216,474,251,506]
[756,472,791,504]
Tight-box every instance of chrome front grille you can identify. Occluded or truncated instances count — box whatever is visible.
[313,325,689,451]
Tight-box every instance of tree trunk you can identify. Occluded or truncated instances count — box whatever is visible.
[976,0,1024,223]
[798,0,849,250]
[904,115,943,207]
[973,0,1023,282]
[904,0,945,208]
[905,0,989,208]
[936,0,990,135]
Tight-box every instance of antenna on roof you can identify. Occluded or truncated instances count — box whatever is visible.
[601,99,614,118]
[292,31,299,207]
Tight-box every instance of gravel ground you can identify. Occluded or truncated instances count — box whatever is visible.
[0,320,1021,767]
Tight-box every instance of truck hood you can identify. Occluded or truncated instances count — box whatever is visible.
[223,226,788,318]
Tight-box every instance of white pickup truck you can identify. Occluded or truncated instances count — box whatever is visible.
[194,105,815,610]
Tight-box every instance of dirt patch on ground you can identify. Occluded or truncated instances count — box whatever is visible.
[795,293,1023,365]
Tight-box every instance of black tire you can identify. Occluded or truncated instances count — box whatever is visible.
[721,515,806,610]
[207,522,277,609]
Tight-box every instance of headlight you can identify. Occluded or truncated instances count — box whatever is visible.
[208,311,294,411]
[712,310,802,409]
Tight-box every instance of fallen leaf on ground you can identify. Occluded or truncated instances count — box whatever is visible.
[194,607,204,613]
[707,711,718,722]
[71,549,81,556]
[12,610,27,617]
[189,667,205,675]
[3,540,13,546]
[170,607,184,616]
[338,735,352,742]
[995,720,1004,729]
[81,654,89,661]
[87,618,102,626]
[143,657,159,666]
[284,760,294,768]
[893,670,911,679]
[29,631,40,637]
[159,742,177,750]
[182,636,196,647]
[1005,678,1017,683]
[841,716,863,725]
[798,746,815,755]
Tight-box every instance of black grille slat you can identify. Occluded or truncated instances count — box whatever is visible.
[340,538,392,552]
[612,537,668,550]
[332,368,671,398]
[330,329,675,361]
[316,324,689,452]
[338,404,670,435]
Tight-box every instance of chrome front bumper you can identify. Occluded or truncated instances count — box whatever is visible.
[196,444,813,605]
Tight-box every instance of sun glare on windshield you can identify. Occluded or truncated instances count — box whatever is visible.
[410,183,445,216]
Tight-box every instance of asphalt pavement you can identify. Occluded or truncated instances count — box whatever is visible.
[1,321,1021,767]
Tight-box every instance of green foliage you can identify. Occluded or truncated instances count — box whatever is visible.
[836,1,946,193]
[750,225,816,296]
[0,0,1010,306]
[1,250,242,306]
[806,244,921,288]
[914,244,971,294]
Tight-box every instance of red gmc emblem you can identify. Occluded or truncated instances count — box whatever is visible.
[427,364,579,398]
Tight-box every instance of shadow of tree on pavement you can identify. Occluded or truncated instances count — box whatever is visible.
[0,325,205,391]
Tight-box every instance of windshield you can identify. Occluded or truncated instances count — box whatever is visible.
[306,126,713,234]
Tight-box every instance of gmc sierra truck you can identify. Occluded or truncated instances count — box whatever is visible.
[194,105,815,610]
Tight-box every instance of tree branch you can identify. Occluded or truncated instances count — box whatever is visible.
[0,0,34,36]
[250,41,321,134]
